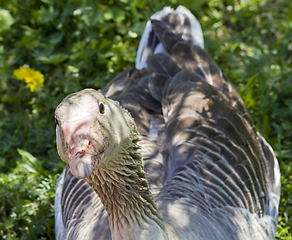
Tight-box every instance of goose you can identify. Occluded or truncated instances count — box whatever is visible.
[54,5,280,240]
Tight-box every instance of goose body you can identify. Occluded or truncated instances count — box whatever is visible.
[54,6,280,240]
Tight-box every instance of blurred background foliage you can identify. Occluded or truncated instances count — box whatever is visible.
[0,0,291,239]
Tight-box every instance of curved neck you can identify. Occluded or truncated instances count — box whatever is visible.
[86,136,168,240]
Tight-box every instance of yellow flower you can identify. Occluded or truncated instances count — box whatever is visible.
[13,66,44,92]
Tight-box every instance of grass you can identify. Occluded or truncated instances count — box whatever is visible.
[0,0,291,239]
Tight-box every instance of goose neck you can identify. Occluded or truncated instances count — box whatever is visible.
[86,137,168,240]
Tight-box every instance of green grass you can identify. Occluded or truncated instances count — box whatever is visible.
[0,0,291,239]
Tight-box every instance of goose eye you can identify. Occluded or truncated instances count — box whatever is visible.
[99,102,105,114]
[55,116,60,126]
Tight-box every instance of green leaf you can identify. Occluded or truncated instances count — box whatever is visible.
[261,115,271,138]
[48,32,64,45]
[43,53,69,64]
[135,0,147,8]
[275,149,292,159]
[17,149,44,174]
[0,9,14,33]
[41,0,53,4]
[103,8,125,22]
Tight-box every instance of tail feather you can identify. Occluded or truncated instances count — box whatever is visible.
[258,133,281,220]
[136,5,204,69]
[175,5,204,47]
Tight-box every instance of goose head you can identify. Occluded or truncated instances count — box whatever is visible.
[55,88,136,179]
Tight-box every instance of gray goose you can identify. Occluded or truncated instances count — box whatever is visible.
[54,6,280,240]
